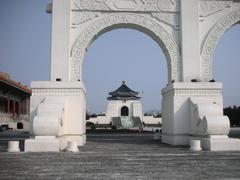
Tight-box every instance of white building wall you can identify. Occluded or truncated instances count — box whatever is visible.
[132,102,143,118]
[88,116,111,125]
[106,100,143,118]
[143,116,162,125]
[106,101,118,117]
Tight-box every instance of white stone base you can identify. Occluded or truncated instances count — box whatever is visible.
[30,81,87,152]
[202,137,240,151]
[58,134,86,150]
[66,141,79,152]
[192,136,240,151]
[190,140,202,151]
[153,132,161,140]
[25,136,60,152]
[162,82,224,147]
[8,141,20,152]
[162,133,189,145]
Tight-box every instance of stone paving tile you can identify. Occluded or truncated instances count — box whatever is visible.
[0,133,240,179]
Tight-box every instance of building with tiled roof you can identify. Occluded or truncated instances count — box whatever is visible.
[107,81,140,101]
[0,72,31,130]
[88,81,161,130]
[106,81,143,129]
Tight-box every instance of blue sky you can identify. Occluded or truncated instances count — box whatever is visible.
[0,0,239,113]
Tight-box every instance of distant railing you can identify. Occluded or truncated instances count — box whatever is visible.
[0,112,29,121]
[19,114,29,121]
[0,112,12,122]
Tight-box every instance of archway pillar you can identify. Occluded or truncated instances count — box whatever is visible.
[180,0,201,82]
[25,81,86,152]
[161,82,235,150]
[50,0,71,81]
[25,0,240,152]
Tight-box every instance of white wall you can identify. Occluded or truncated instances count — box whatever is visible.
[88,116,111,125]
[143,116,162,125]
[106,100,143,118]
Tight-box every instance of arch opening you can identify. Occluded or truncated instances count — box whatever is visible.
[121,106,129,117]
[17,122,23,129]
[83,29,167,115]
[71,13,181,83]
[213,24,240,107]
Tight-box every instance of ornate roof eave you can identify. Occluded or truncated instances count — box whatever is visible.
[107,96,141,101]
[109,91,138,97]
[108,81,139,95]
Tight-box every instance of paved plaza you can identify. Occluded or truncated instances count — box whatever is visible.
[0,131,240,179]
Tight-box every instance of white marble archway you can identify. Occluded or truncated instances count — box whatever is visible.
[71,13,181,83]
[25,0,240,152]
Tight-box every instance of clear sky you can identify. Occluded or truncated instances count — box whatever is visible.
[0,0,239,113]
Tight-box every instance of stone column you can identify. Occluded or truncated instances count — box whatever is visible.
[161,82,223,146]
[50,0,71,81]
[180,0,201,81]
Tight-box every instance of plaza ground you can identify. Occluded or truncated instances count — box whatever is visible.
[0,129,240,179]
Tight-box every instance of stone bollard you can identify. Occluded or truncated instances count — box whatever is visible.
[153,129,161,140]
[190,140,202,151]
[8,141,20,152]
[66,141,79,152]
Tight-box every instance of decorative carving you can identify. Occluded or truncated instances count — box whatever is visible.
[199,0,232,17]
[162,84,222,98]
[72,0,180,12]
[106,0,144,10]
[156,0,179,12]
[72,0,109,11]
[189,98,230,136]
[72,12,100,26]
[201,10,240,81]
[163,89,221,97]
[71,12,180,29]
[152,12,179,29]
[32,88,84,96]
[71,13,181,82]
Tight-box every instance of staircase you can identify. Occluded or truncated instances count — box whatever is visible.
[132,117,141,127]
[121,116,133,129]
[111,117,122,128]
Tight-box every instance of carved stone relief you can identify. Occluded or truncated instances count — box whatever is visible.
[152,12,179,29]
[71,0,180,30]
[72,0,109,11]
[72,12,100,27]
[72,0,180,12]
[72,11,180,29]
[32,88,84,96]
[71,13,181,82]
[199,0,232,18]
[201,9,240,81]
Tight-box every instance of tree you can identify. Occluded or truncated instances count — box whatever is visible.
[224,106,240,127]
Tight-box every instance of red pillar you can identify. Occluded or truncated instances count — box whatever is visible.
[18,101,20,116]
[13,101,16,117]
[5,100,7,113]
[7,99,10,114]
